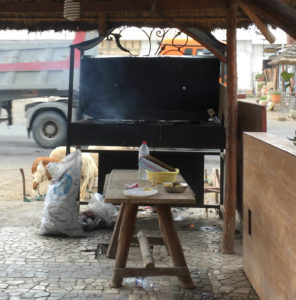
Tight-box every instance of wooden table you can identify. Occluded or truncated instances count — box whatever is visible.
[104,169,195,289]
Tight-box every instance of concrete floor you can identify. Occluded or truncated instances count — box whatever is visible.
[0,208,258,300]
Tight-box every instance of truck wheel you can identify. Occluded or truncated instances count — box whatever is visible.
[32,111,66,149]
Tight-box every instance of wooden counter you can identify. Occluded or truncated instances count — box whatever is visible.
[243,132,296,300]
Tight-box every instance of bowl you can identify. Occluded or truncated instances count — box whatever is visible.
[163,182,188,193]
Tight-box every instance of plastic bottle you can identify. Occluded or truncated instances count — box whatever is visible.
[124,277,156,290]
[138,141,150,180]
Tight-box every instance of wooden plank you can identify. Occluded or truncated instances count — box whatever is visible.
[137,231,155,269]
[104,170,195,205]
[236,101,266,215]
[243,133,296,299]
[222,4,238,254]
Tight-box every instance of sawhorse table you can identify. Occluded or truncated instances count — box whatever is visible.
[104,169,195,289]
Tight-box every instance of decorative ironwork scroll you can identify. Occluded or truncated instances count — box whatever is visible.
[103,26,192,56]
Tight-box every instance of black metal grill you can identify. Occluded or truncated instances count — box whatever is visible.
[67,55,225,207]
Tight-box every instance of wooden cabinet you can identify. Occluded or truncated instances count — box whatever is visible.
[243,132,296,300]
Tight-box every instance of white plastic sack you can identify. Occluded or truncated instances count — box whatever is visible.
[79,193,118,230]
[40,150,84,237]
[88,192,118,227]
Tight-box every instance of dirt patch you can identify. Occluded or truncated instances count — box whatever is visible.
[0,165,45,226]
[0,166,50,201]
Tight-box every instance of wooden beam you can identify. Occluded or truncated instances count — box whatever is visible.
[180,27,227,63]
[98,13,107,36]
[239,2,275,44]
[0,0,227,14]
[222,4,238,254]
[1,3,63,13]
[88,0,227,11]
[243,0,296,40]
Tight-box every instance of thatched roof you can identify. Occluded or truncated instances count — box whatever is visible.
[0,0,246,32]
[269,43,296,65]
[0,0,295,37]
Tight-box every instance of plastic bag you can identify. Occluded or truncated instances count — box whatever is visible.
[40,150,84,237]
[79,192,118,230]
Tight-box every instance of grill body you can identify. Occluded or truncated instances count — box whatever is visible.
[69,56,226,206]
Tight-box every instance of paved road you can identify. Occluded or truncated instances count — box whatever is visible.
[267,111,296,139]
[0,124,49,171]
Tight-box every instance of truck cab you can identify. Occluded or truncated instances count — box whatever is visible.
[159,38,214,56]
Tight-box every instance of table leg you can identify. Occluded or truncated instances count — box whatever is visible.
[106,203,125,258]
[111,203,138,287]
[158,217,170,255]
[156,204,194,289]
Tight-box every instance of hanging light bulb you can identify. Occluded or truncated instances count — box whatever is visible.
[64,0,80,21]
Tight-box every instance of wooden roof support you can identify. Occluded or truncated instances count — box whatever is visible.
[179,27,227,63]
[98,13,107,36]
[243,0,296,40]
[157,9,227,62]
[239,2,275,44]
[222,4,238,254]
[0,0,226,14]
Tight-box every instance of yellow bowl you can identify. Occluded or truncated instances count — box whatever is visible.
[146,168,179,184]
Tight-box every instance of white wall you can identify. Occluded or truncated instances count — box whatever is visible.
[214,27,287,92]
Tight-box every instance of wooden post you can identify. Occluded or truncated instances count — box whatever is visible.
[222,4,238,254]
